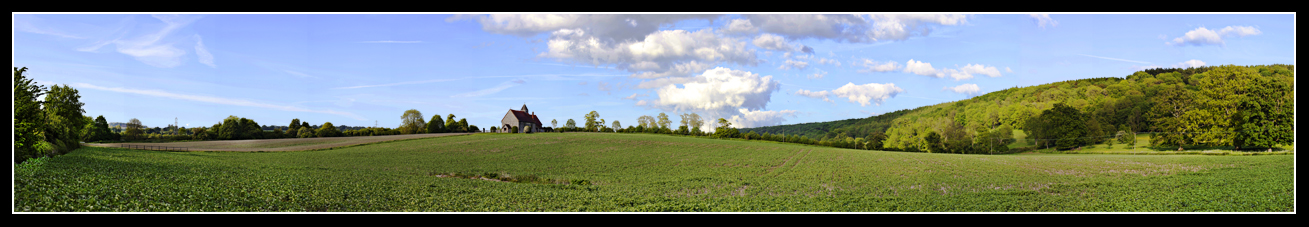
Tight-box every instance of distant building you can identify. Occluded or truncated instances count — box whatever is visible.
[501,104,544,133]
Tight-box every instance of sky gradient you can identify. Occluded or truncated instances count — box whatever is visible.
[13,13,1295,132]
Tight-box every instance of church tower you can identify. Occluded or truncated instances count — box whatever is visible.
[520,104,529,113]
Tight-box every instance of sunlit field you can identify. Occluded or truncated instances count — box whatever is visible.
[16,133,1294,212]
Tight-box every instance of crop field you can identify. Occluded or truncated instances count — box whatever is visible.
[81,133,470,152]
[15,133,1294,212]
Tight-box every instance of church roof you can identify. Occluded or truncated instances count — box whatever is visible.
[508,109,543,126]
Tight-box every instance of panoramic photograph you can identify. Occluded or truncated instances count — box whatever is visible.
[12,13,1294,212]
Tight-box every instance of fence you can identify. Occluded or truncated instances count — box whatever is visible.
[120,144,189,152]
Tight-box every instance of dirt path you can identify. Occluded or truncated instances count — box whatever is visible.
[83,133,472,152]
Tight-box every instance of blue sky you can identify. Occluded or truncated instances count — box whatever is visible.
[13,13,1294,131]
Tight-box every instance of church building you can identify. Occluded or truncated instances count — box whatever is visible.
[501,104,544,133]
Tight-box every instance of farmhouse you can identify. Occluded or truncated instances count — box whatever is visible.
[501,104,544,133]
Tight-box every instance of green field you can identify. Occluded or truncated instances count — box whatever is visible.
[15,133,1294,212]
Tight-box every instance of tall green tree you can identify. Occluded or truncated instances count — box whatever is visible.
[289,118,301,134]
[1149,84,1195,150]
[317,122,340,137]
[14,67,47,162]
[1188,65,1258,146]
[241,118,261,139]
[42,84,87,152]
[400,109,426,134]
[1232,75,1295,151]
[584,111,600,132]
[566,119,577,129]
[713,118,740,138]
[924,131,944,153]
[446,114,456,130]
[656,113,672,130]
[427,114,445,133]
[457,118,469,132]
[217,116,241,140]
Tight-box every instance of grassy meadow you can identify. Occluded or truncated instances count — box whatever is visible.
[15,133,1294,212]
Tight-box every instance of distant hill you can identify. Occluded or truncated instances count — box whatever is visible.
[742,64,1295,151]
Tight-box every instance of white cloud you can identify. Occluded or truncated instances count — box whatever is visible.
[541,28,757,79]
[194,35,216,68]
[635,100,649,106]
[902,59,1002,80]
[830,82,903,107]
[727,109,798,129]
[958,64,1002,77]
[857,59,902,73]
[623,93,649,100]
[794,89,833,102]
[721,18,758,34]
[807,69,828,79]
[451,79,523,98]
[649,67,781,131]
[944,84,981,96]
[1167,26,1261,46]
[1005,67,1013,73]
[903,59,939,76]
[630,61,715,79]
[752,33,811,53]
[738,14,967,43]
[779,59,809,70]
[78,14,204,68]
[1174,59,1206,68]
[449,14,719,42]
[796,82,903,107]
[817,58,842,67]
[72,83,366,120]
[1030,14,1058,28]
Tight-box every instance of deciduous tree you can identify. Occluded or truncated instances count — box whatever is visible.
[401,109,426,134]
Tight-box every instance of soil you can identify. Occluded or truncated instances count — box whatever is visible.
[83,133,472,152]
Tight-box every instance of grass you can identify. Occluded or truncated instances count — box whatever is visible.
[15,133,1294,212]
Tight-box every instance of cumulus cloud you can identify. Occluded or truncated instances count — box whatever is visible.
[1030,14,1058,28]
[738,14,967,43]
[779,59,809,70]
[807,69,828,79]
[648,67,782,131]
[727,109,798,129]
[857,59,901,73]
[944,84,981,96]
[794,89,832,102]
[721,18,758,34]
[1174,59,1206,68]
[1167,26,1261,46]
[629,61,715,79]
[903,59,939,76]
[817,58,842,67]
[902,59,1002,81]
[752,33,812,53]
[541,28,757,79]
[796,82,903,107]
[448,14,720,42]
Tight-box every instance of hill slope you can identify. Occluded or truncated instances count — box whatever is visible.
[743,64,1295,152]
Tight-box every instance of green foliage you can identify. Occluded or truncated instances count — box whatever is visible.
[400,109,426,134]
[713,118,739,139]
[14,67,48,163]
[584,111,601,132]
[289,119,301,134]
[317,122,340,138]
[42,84,87,154]
[566,119,577,129]
[427,115,445,133]
[297,127,315,138]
